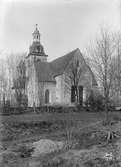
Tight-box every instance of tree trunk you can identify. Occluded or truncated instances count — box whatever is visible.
[3,94,5,113]
[76,86,79,104]
[105,95,109,123]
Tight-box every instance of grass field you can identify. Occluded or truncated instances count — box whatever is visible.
[1,112,104,142]
[1,111,120,144]
[1,111,121,167]
[1,111,105,123]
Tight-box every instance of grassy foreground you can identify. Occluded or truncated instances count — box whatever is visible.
[1,111,121,167]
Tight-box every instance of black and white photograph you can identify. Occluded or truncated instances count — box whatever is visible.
[0,0,121,166]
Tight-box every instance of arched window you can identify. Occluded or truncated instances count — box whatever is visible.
[71,86,76,103]
[45,89,49,104]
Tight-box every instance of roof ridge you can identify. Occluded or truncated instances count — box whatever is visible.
[49,48,79,76]
[62,48,79,73]
[50,48,79,63]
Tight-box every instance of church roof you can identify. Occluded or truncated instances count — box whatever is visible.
[34,48,78,82]
[34,48,97,86]
[50,48,78,76]
[35,61,55,82]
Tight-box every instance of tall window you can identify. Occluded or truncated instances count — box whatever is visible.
[79,86,83,105]
[45,89,49,104]
[71,86,76,103]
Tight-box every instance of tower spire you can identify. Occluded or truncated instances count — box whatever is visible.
[32,24,40,42]
[28,25,48,62]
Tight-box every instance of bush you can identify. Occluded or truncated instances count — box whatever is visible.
[112,114,121,122]
[1,100,11,114]
[85,91,104,112]
[35,105,79,113]
[21,94,28,108]
[14,144,34,158]
[84,158,120,167]
[107,100,116,112]
[41,157,66,167]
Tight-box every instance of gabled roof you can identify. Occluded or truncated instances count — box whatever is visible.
[50,48,78,76]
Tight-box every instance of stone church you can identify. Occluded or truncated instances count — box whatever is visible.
[25,25,97,107]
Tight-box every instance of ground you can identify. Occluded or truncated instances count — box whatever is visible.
[1,111,121,167]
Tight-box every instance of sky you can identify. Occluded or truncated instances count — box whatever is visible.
[0,0,121,61]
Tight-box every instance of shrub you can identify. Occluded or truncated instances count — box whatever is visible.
[112,114,121,122]
[2,100,11,114]
[41,157,66,167]
[75,104,84,112]
[85,91,104,112]
[35,105,79,113]
[84,158,120,167]
[14,144,34,158]
[21,94,28,108]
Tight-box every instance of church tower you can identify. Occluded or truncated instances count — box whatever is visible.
[27,24,48,62]
[26,24,48,107]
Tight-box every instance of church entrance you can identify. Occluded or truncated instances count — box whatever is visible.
[45,89,49,104]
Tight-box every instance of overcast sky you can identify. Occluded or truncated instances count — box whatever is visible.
[0,0,120,60]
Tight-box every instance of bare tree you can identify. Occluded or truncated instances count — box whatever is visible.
[13,58,27,107]
[64,59,83,104]
[111,32,121,106]
[0,59,7,107]
[86,27,115,121]
[6,52,27,106]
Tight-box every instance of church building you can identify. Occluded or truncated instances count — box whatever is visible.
[25,25,97,107]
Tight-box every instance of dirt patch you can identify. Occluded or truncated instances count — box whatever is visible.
[32,139,64,157]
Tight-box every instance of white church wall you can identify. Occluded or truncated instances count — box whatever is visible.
[55,75,66,104]
[26,61,40,107]
[38,82,44,105]
[55,76,61,103]
[55,74,71,104]
[78,71,93,89]
[63,74,71,104]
